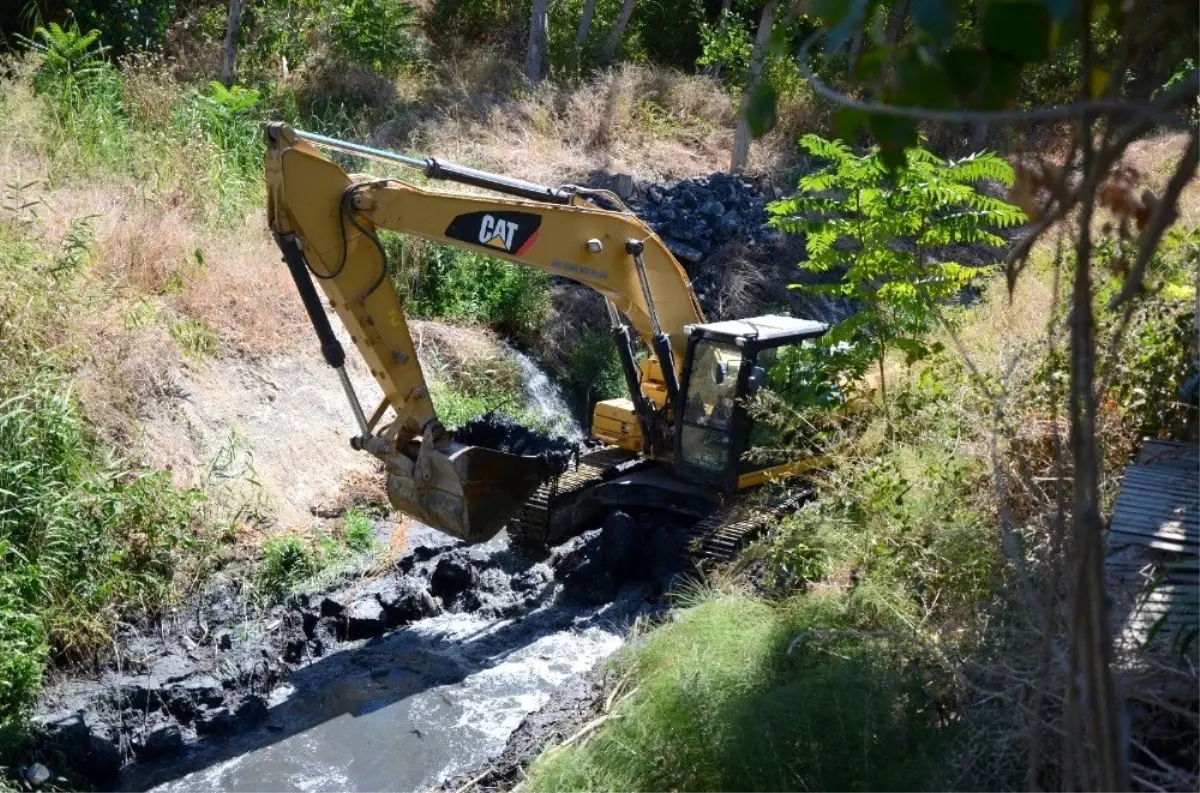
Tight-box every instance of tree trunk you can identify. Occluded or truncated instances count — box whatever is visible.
[730,0,779,174]
[219,0,246,88]
[1063,8,1127,788]
[884,0,912,45]
[525,0,550,81]
[598,0,638,67]
[572,0,599,75]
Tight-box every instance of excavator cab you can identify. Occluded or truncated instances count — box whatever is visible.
[675,315,829,491]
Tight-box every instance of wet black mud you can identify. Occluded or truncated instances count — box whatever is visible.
[451,413,580,475]
[20,514,684,791]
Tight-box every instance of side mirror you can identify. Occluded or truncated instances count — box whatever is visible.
[746,366,766,394]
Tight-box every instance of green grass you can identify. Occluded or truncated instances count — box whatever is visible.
[384,233,552,346]
[254,508,381,600]
[758,349,1004,622]
[0,377,206,732]
[0,215,217,746]
[258,533,316,596]
[341,506,377,553]
[524,593,955,792]
[169,318,220,357]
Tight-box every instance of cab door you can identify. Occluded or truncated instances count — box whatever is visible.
[674,337,747,489]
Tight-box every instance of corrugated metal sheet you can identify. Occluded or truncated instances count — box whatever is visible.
[1105,440,1199,656]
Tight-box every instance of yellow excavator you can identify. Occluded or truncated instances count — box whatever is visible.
[265,124,828,558]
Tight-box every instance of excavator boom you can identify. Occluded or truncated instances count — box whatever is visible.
[264,124,705,543]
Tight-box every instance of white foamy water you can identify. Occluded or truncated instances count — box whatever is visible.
[141,603,624,793]
[509,348,584,441]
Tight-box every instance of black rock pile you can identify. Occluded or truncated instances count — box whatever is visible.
[626,172,783,265]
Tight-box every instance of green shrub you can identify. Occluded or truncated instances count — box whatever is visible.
[256,517,382,599]
[238,0,329,81]
[696,8,751,80]
[563,327,625,406]
[621,0,705,70]
[341,506,377,553]
[396,241,551,345]
[769,136,1024,426]
[19,22,131,174]
[428,373,541,431]
[329,0,423,77]
[0,571,46,751]
[1027,227,1199,440]
[258,533,315,596]
[50,214,99,280]
[426,0,525,54]
[170,318,220,357]
[764,366,999,623]
[0,375,204,740]
[172,81,266,220]
[62,0,176,54]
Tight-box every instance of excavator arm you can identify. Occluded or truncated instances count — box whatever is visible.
[264,124,705,543]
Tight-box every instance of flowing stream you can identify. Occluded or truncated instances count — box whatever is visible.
[126,527,629,793]
[127,352,617,792]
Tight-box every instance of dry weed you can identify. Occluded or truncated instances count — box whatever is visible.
[319,467,391,516]
[415,321,525,397]
[385,60,792,185]
[1120,132,1200,229]
[74,321,183,448]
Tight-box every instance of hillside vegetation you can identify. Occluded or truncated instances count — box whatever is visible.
[1,0,1198,789]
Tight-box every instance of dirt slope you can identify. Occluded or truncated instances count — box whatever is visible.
[138,322,383,528]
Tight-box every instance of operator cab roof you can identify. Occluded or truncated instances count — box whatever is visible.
[684,314,828,347]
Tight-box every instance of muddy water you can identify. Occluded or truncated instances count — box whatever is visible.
[127,527,632,793]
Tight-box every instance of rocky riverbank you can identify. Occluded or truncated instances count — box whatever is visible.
[23,514,687,791]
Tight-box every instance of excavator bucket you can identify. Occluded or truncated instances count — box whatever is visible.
[382,440,551,545]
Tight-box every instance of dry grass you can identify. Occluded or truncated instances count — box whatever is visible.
[410,318,522,391]
[0,72,308,451]
[380,61,798,185]
[954,264,1061,375]
[319,467,391,516]
[1121,131,1200,229]
[33,180,306,359]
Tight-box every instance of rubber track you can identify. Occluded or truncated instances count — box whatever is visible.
[682,489,811,565]
[509,446,811,564]
[507,446,641,547]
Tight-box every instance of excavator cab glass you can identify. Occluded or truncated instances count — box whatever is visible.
[675,315,829,490]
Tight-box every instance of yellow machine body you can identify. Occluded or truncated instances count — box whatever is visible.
[265,125,706,543]
[590,398,644,452]
[265,125,828,547]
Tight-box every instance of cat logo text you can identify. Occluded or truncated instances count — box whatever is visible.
[444,211,542,255]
